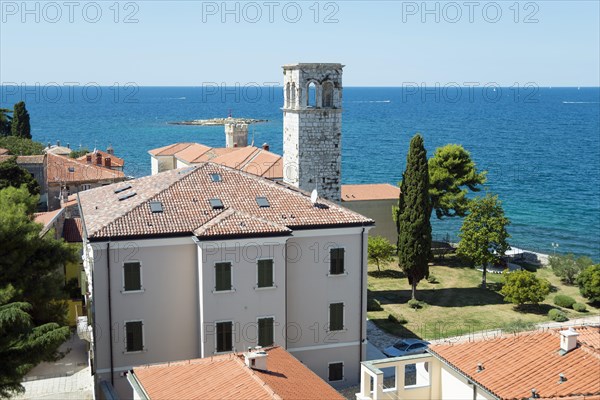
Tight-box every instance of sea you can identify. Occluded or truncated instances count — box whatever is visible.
[1,85,599,261]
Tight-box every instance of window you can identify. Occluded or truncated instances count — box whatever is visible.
[149,201,163,213]
[216,321,233,352]
[329,248,345,275]
[329,362,344,382]
[125,321,143,352]
[307,82,317,107]
[256,197,270,208]
[81,184,92,191]
[258,317,274,347]
[123,262,142,292]
[209,198,224,210]
[329,303,344,331]
[215,262,232,291]
[210,173,222,182]
[322,81,334,107]
[257,259,273,288]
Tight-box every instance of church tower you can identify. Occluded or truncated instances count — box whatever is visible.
[282,63,343,202]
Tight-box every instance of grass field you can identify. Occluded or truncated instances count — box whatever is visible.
[367,255,599,340]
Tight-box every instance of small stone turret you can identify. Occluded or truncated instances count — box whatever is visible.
[225,119,249,148]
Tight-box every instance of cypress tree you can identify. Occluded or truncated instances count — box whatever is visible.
[11,102,31,139]
[397,134,432,300]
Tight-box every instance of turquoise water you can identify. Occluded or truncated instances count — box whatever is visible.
[1,86,598,260]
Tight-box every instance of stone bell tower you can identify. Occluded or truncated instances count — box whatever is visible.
[282,63,343,202]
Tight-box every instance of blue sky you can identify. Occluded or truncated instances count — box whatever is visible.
[1,1,599,86]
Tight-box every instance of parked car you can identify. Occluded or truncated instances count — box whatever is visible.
[383,339,430,357]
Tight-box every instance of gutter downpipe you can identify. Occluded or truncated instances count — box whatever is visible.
[285,238,288,350]
[359,226,366,371]
[107,240,114,386]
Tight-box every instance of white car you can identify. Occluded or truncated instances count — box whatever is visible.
[383,339,430,358]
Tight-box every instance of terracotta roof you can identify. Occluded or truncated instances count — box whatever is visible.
[148,142,196,156]
[77,150,124,167]
[0,154,45,164]
[47,153,125,183]
[150,142,283,179]
[429,326,600,400]
[34,208,63,232]
[130,346,344,400]
[45,146,72,155]
[0,148,8,155]
[341,184,400,201]
[63,218,83,242]
[78,163,373,240]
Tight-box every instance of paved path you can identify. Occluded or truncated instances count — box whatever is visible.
[14,333,93,400]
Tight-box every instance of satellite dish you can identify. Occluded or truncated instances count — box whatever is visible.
[310,189,318,205]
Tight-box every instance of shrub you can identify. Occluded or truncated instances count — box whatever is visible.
[500,270,550,306]
[367,297,383,312]
[408,299,422,310]
[577,264,600,303]
[573,302,587,312]
[554,294,576,309]
[548,309,568,322]
[427,275,438,284]
[549,254,592,285]
[388,312,407,324]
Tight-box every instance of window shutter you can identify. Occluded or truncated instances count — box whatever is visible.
[126,321,143,352]
[217,321,233,352]
[216,263,232,291]
[330,249,345,275]
[124,262,141,291]
[330,303,344,331]
[258,260,273,288]
[258,318,274,347]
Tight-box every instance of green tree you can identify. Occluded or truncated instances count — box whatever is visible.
[11,102,31,139]
[0,136,44,156]
[0,186,77,325]
[396,134,431,300]
[500,270,550,307]
[0,108,12,136]
[68,148,90,159]
[368,236,395,272]
[429,144,487,219]
[549,253,593,285]
[577,264,600,303]
[0,157,40,195]
[0,285,70,397]
[457,193,510,288]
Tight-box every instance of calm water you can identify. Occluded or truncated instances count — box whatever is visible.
[2,86,599,260]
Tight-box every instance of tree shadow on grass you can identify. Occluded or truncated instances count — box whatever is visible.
[372,287,506,308]
[514,303,554,315]
[369,317,423,339]
[368,269,406,279]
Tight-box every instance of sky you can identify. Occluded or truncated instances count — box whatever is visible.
[1,1,599,86]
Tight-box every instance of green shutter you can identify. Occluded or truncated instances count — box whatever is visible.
[217,321,233,352]
[329,362,343,381]
[215,263,231,291]
[330,303,344,331]
[257,259,273,288]
[258,318,274,347]
[126,321,143,352]
[124,262,141,291]
[330,249,345,275]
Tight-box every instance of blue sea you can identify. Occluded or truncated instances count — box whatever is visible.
[1,86,599,260]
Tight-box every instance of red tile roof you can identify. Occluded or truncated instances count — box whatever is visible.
[341,184,400,201]
[78,163,373,240]
[77,150,124,167]
[0,154,45,164]
[47,153,125,183]
[34,208,63,229]
[130,346,344,400]
[430,326,600,400]
[149,143,283,179]
[63,217,83,242]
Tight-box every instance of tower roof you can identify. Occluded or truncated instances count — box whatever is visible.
[282,63,344,69]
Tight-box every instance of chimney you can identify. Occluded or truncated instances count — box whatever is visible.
[243,348,268,372]
[105,157,111,168]
[262,142,270,151]
[57,140,61,147]
[559,327,579,355]
[86,154,92,163]
[67,143,70,149]
[106,144,114,155]
[96,153,102,165]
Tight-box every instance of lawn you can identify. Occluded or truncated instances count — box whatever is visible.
[367,255,599,340]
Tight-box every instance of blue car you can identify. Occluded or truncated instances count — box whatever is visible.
[383,339,430,358]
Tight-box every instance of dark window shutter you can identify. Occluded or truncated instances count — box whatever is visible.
[126,321,143,352]
[124,262,141,291]
[217,321,233,352]
[215,263,232,291]
[330,303,344,331]
[258,318,274,347]
[330,248,345,275]
[258,259,273,288]
[329,362,343,381]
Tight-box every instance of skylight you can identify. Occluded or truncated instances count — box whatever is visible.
[68,167,75,173]
[114,184,132,194]
[210,173,222,182]
[118,191,137,201]
[256,197,270,208]
[149,201,163,213]
[209,198,224,210]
